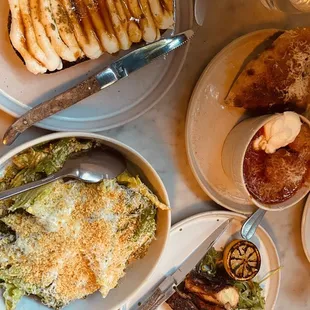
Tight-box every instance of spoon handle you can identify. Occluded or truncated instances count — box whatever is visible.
[0,172,63,201]
[241,209,266,240]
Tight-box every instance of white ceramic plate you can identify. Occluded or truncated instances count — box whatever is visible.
[0,1,192,132]
[125,211,281,310]
[302,195,310,262]
[0,132,171,310]
[186,29,283,214]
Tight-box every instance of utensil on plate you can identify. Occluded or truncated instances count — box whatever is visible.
[137,219,232,310]
[195,0,206,25]
[241,208,266,240]
[225,30,283,99]
[3,30,194,146]
[0,148,126,200]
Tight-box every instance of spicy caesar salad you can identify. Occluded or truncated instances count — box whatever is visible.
[0,138,167,310]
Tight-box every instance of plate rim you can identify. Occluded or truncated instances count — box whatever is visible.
[185,28,281,214]
[126,210,281,310]
[0,3,193,132]
[302,195,310,262]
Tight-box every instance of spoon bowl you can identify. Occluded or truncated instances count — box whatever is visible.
[61,148,127,183]
[0,148,127,201]
[241,208,267,240]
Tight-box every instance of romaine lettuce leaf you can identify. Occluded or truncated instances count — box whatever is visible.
[9,183,54,212]
[0,283,24,310]
[132,206,156,242]
[12,148,47,170]
[117,171,168,210]
[34,138,93,175]
[0,268,64,309]
[5,138,94,189]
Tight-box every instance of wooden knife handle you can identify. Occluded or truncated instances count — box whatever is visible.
[138,286,176,310]
[3,76,101,146]
[138,288,162,310]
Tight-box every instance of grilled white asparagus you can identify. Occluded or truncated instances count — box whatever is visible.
[8,0,174,74]
[40,0,78,62]
[71,0,105,58]
[124,0,142,19]
[61,0,103,59]
[9,0,47,74]
[19,0,54,70]
[148,0,174,29]
[84,0,120,54]
[106,0,132,50]
[120,0,142,43]
[139,0,158,42]
[50,0,84,59]
[30,0,63,70]
[161,0,173,13]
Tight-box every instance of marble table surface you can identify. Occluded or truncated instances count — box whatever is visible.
[0,0,310,309]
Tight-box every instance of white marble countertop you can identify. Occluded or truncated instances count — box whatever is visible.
[0,0,310,309]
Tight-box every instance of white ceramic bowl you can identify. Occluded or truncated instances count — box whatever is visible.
[0,132,171,310]
[222,114,310,211]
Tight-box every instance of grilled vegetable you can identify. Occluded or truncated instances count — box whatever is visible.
[167,290,225,310]
[185,273,239,309]
[223,240,261,281]
[8,0,174,74]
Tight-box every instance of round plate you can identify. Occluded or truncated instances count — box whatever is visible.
[302,196,310,262]
[125,211,281,310]
[186,29,282,214]
[0,1,192,132]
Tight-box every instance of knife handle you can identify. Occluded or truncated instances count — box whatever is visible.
[138,286,175,310]
[2,75,101,146]
[138,288,162,310]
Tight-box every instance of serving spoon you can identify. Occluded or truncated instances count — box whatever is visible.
[0,148,127,201]
[240,208,267,240]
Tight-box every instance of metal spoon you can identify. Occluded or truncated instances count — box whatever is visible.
[195,0,206,26]
[0,149,127,201]
[241,208,267,240]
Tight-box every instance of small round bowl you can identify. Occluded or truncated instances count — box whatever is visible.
[222,113,310,211]
[0,132,171,310]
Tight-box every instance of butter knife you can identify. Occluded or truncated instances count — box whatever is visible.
[3,30,194,146]
[136,219,232,310]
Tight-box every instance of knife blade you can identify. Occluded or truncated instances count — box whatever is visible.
[225,29,284,100]
[3,29,194,146]
[137,219,232,310]
[195,0,206,26]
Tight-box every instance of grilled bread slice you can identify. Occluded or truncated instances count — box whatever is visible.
[8,0,174,75]
[226,28,310,113]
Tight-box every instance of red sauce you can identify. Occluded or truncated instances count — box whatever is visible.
[243,124,310,204]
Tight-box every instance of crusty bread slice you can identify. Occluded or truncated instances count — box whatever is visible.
[226,28,310,113]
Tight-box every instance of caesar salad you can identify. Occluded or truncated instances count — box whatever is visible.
[0,138,167,310]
